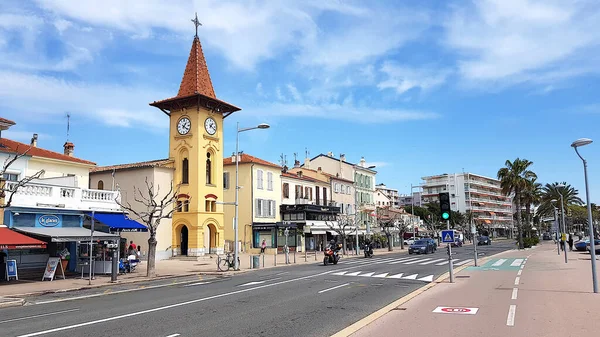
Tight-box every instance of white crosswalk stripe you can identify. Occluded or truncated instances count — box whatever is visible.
[454,259,472,266]
[419,258,446,265]
[389,257,419,264]
[330,271,435,283]
[510,259,524,267]
[492,259,507,267]
[404,258,432,265]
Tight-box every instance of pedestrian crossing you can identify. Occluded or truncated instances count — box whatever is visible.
[466,258,525,271]
[322,255,474,267]
[331,270,435,283]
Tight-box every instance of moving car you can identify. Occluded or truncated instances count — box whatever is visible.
[478,236,491,246]
[542,232,553,240]
[424,238,437,251]
[409,239,436,254]
[575,239,589,252]
[586,239,600,254]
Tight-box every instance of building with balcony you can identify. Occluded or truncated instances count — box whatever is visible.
[398,192,422,208]
[222,153,282,253]
[376,184,399,207]
[421,172,513,236]
[375,189,392,207]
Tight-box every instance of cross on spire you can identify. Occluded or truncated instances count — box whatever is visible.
[191,12,202,37]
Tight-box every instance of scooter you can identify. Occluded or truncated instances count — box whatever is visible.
[363,244,374,258]
[323,244,342,265]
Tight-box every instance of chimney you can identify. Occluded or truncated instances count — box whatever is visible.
[327,151,333,157]
[31,133,38,147]
[317,167,322,172]
[304,157,310,169]
[63,142,74,157]
[340,153,345,162]
[282,165,288,173]
[359,157,366,167]
[297,171,302,177]
[294,160,300,168]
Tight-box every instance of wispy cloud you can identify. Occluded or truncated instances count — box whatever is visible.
[378,62,451,95]
[3,130,53,143]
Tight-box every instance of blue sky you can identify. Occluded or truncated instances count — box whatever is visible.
[1,0,599,201]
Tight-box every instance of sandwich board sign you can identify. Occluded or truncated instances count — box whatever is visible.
[42,257,65,281]
[442,230,455,243]
[6,260,18,281]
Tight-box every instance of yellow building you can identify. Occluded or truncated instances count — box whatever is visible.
[223,153,282,253]
[149,30,240,256]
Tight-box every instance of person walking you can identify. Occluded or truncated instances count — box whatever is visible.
[568,234,574,252]
[260,239,267,254]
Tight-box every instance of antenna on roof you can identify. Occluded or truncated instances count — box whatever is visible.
[66,113,70,141]
[280,153,285,167]
[293,152,297,162]
[284,155,287,166]
[305,147,310,159]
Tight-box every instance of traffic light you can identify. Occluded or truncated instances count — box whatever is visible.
[439,192,451,221]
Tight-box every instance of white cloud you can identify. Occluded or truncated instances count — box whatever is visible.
[286,83,302,102]
[275,86,286,101]
[0,71,169,131]
[445,0,600,85]
[53,19,72,34]
[3,131,53,143]
[378,62,451,94]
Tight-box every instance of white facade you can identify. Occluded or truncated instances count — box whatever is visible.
[281,172,330,207]
[421,172,513,231]
[376,184,399,207]
[375,189,391,207]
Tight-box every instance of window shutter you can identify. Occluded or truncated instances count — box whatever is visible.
[262,199,268,217]
[267,172,273,191]
[256,199,261,217]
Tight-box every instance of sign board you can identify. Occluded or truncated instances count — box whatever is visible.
[6,259,18,281]
[42,257,65,281]
[561,233,566,241]
[471,225,476,234]
[441,230,455,243]
[433,306,479,315]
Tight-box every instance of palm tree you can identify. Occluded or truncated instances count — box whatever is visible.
[521,178,542,229]
[536,182,583,222]
[497,158,537,249]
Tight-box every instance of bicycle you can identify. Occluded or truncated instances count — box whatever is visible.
[217,252,240,271]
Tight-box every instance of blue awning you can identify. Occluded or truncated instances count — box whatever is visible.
[86,212,148,233]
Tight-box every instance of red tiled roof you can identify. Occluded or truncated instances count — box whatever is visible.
[0,138,95,165]
[0,117,16,126]
[91,159,173,173]
[281,172,325,183]
[178,36,216,99]
[223,154,281,169]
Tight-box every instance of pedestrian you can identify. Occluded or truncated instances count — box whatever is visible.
[129,241,137,250]
[260,239,267,254]
[568,235,574,251]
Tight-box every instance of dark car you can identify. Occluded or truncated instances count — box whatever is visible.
[586,239,600,254]
[424,238,438,251]
[542,233,553,240]
[478,236,491,246]
[575,239,589,251]
[409,239,436,254]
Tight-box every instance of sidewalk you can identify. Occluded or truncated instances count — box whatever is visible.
[348,243,600,337]
[0,247,405,299]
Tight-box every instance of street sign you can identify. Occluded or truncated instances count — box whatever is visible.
[442,230,454,243]
[433,306,479,315]
[561,233,566,241]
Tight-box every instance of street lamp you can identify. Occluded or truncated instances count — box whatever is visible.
[233,122,270,271]
[553,189,568,264]
[571,137,597,293]
[551,200,560,255]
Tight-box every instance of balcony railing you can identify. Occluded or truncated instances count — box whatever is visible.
[469,206,512,213]
[467,179,501,189]
[477,215,513,221]
[467,187,505,197]
[5,181,122,211]
[467,196,512,205]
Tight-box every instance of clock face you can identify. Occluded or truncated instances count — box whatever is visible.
[205,117,217,135]
[177,117,191,135]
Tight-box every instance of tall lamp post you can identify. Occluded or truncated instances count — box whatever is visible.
[571,138,597,293]
[552,195,568,263]
[232,122,270,271]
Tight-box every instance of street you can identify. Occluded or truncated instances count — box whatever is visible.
[0,241,514,337]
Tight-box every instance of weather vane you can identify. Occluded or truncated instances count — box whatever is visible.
[191,12,202,37]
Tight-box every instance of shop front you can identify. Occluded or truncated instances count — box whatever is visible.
[280,204,341,252]
[0,227,47,281]
[252,222,299,253]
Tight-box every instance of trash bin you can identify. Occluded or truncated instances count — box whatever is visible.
[252,255,260,269]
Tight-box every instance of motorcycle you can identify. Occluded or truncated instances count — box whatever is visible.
[363,244,374,258]
[323,244,342,265]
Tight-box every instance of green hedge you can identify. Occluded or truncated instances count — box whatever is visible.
[522,236,540,248]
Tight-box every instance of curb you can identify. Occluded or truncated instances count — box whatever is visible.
[330,248,514,337]
[0,298,25,308]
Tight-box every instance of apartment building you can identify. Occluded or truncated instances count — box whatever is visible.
[398,192,422,208]
[421,173,513,235]
[376,184,399,207]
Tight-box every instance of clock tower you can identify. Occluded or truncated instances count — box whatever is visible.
[150,18,240,256]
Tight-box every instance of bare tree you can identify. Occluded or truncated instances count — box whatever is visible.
[325,213,360,255]
[376,207,408,251]
[0,146,45,209]
[117,177,179,278]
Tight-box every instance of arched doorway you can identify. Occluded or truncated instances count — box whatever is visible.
[180,225,188,256]
[204,224,218,254]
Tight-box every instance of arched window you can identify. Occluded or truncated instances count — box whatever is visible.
[182,158,189,184]
[206,152,212,185]
[97,180,104,190]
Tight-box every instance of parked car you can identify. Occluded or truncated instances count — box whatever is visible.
[542,232,553,240]
[575,239,589,252]
[409,239,436,254]
[404,238,418,246]
[478,236,491,246]
[586,239,600,254]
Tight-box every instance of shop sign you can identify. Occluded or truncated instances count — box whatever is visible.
[37,214,61,228]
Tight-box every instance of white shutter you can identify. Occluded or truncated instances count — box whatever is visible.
[257,170,263,189]
[267,172,273,191]
[256,199,261,217]
[262,199,268,217]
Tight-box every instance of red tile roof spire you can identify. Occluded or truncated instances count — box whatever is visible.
[177,33,216,99]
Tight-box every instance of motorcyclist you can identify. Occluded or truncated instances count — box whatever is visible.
[328,239,339,251]
[364,239,373,256]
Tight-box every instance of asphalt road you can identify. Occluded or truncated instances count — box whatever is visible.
[0,241,515,337]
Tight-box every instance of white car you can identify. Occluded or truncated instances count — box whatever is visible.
[404,238,418,245]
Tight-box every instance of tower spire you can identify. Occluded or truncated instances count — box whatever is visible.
[191,12,202,38]
[177,14,215,99]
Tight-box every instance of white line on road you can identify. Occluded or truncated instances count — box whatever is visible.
[0,309,80,324]
[16,270,337,337]
[434,260,449,266]
[511,259,524,267]
[390,258,419,265]
[511,288,518,300]
[506,305,517,326]
[492,259,507,267]
[276,272,290,275]
[514,277,520,285]
[165,334,180,337]
[517,269,522,276]
[238,277,281,287]
[318,283,350,294]
[419,258,445,265]
[454,259,472,266]
[404,258,431,265]
[183,281,211,287]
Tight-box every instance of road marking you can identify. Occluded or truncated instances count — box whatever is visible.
[0,309,80,324]
[318,283,350,294]
[402,274,418,280]
[359,272,375,277]
[419,258,445,265]
[387,273,404,279]
[16,270,337,337]
[276,272,290,275]
[165,334,180,337]
[511,288,518,300]
[435,260,454,266]
[433,306,478,315]
[345,271,361,276]
[238,277,282,287]
[183,281,211,287]
[372,273,389,278]
[332,271,348,276]
[517,269,522,276]
[454,259,472,266]
[520,265,525,270]
[404,258,431,265]
[389,257,419,265]
[511,259,524,267]
[506,305,517,326]
[514,277,520,285]
[492,259,507,267]
[417,275,434,282]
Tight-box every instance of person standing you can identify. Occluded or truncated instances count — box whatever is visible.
[568,235,574,251]
[260,239,267,254]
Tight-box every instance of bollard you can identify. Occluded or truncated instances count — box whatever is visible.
[262,254,265,268]
[249,256,252,269]
[315,250,317,261]
[294,251,296,264]
[274,252,277,267]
